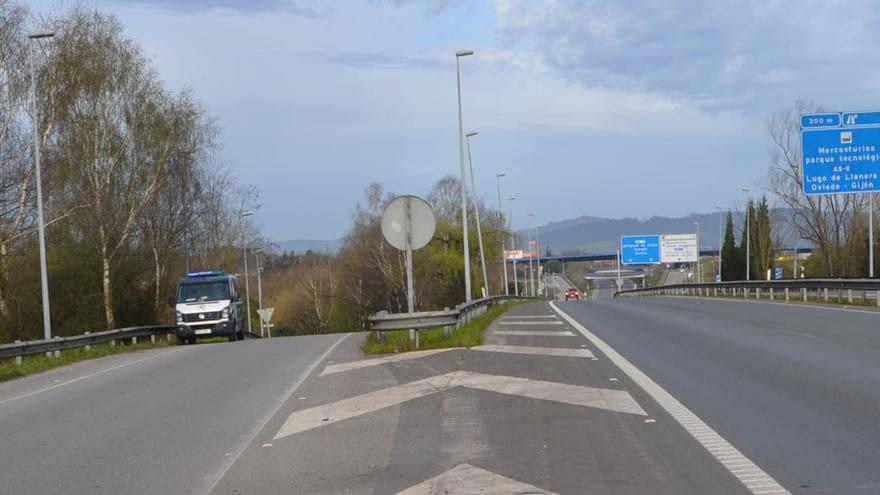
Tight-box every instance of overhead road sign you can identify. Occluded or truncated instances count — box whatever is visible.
[801,110,880,195]
[660,234,698,263]
[621,235,661,265]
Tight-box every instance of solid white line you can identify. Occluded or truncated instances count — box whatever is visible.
[502,315,558,319]
[550,302,790,495]
[200,333,350,495]
[498,321,564,325]
[473,345,594,358]
[0,347,185,406]
[493,330,575,336]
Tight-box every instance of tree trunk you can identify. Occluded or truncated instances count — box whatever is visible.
[153,246,162,315]
[101,245,115,329]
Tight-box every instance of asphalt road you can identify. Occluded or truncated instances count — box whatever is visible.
[0,334,348,495]
[3,295,874,494]
[211,302,752,494]
[558,295,880,494]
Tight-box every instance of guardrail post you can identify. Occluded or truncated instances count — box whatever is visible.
[53,349,60,358]
[150,334,156,344]
[823,288,829,301]
[769,288,774,300]
[14,340,21,366]
[131,336,137,345]
[784,288,790,301]
[802,288,807,302]
[847,289,853,304]
[714,287,718,297]
[84,332,91,351]
[756,287,761,299]
[110,339,116,347]
[166,333,171,342]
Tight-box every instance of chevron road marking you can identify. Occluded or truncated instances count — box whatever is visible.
[318,345,594,376]
[395,463,559,495]
[274,371,646,440]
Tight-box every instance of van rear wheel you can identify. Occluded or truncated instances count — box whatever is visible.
[228,332,238,342]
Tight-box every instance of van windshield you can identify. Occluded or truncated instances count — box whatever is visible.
[178,281,229,303]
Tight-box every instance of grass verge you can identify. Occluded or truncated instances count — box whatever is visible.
[361,301,523,354]
[0,339,173,383]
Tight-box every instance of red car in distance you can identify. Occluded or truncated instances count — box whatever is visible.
[564,288,580,301]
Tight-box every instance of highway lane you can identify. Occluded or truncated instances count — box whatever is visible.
[556,296,880,494]
[0,334,348,495]
[212,302,754,494]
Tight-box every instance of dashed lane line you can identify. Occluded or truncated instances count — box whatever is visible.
[550,301,790,495]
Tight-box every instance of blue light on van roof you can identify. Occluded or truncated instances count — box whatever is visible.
[186,270,226,278]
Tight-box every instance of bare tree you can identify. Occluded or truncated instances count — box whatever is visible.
[766,100,865,276]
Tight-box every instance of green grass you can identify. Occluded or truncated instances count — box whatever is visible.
[361,301,524,354]
[0,338,174,383]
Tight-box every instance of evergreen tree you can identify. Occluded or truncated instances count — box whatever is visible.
[740,200,756,280]
[752,195,775,279]
[721,211,743,280]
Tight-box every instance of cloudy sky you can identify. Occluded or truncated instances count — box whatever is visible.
[29,0,880,240]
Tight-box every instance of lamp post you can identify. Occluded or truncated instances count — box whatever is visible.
[496,173,508,295]
[742,188,751,280]
[528,212,535,297]
[456,49,474,302]
[241,211,253,335]
[693,221,700,283]
[508,197,518,296]
[715,205,723,281]
[255,248,265,337]
[465,131,489,297]
[28,29,55,344]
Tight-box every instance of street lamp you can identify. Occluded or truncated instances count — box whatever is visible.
[255,248,265,337]
[741,188,751,280]
[28,29,55,343]
[240,211,253,335]
[465,131,489,297]
[715,205,723,281]
[508,197,518,296]
[528,212,536,297]
[456,49,474,302]
[693,221,700,283]
[496,173,508,295]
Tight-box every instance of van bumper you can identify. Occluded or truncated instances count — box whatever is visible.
[176,320,236,340]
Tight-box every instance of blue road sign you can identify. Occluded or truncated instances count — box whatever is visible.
[774,267,783,280]
[801,111,880,195]
[621,235,660,265]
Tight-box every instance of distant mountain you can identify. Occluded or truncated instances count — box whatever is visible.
[520,211,808,253]
[273,238,342,254]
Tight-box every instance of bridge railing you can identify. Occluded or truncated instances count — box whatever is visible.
[615,278,880,306]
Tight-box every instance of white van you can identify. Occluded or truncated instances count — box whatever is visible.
[171,270,244,344]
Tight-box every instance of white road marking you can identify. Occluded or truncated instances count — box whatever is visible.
[493,330,575,336]
[499,320,564,326]
[0,347,184,406]
[502,315,559,319]
[397,464,557,495]
[473,344,594,358]
[395,463,558,495]
[318,348,455,376]
[274,370,646,440]
[200,334,351,495]
[550,302,790,495]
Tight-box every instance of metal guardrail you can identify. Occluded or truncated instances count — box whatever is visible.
[368,295,535,331]
[615,278,880,306]
[1,324,264,363]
